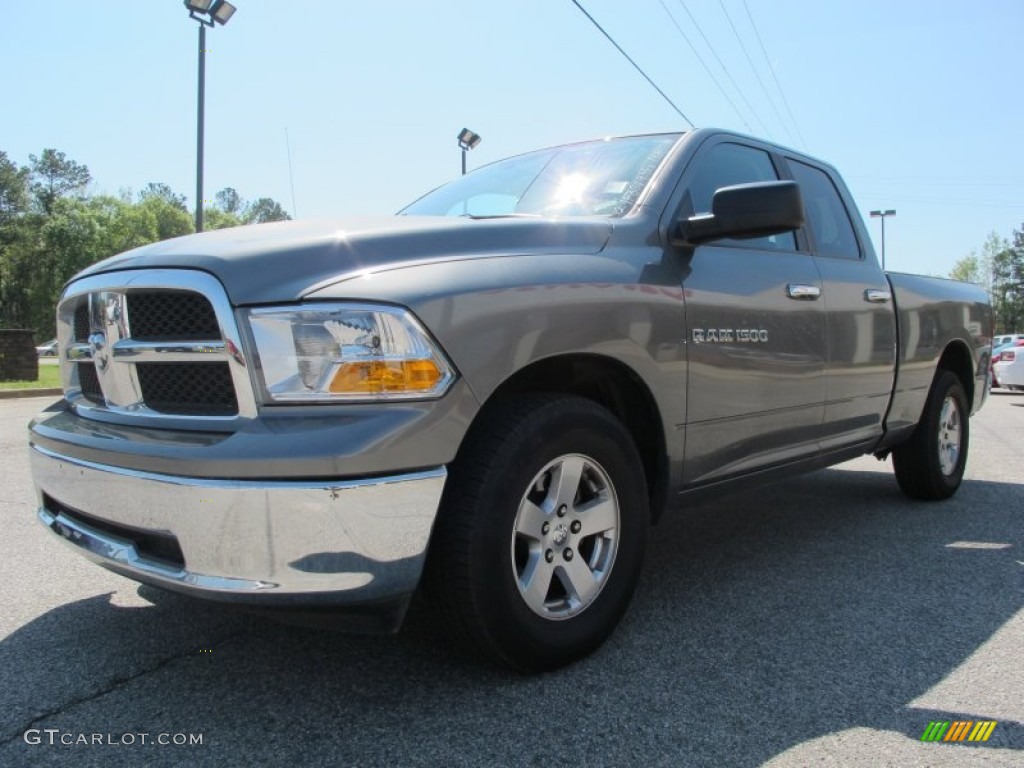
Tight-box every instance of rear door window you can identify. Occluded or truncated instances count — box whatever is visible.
[789,160,861,260]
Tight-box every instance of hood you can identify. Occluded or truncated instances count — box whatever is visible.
[74,215,613,305]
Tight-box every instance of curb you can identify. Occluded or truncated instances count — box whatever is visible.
[0,388,63,400]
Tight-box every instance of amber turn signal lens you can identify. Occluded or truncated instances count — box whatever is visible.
[328,359,443,394]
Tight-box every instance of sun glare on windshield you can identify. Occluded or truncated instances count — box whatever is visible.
[553,173,592,206]
[400,134,681,219]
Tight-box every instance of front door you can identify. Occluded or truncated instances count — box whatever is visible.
[674,139,827,485]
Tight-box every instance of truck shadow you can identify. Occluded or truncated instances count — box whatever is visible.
[1,466,1021,765]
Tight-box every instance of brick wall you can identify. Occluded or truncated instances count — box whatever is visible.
[0,330,39,381]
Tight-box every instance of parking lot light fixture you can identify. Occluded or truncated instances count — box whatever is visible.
[210,1,237,25]
[869,209,896,270]
[185,0,215,21]
[184,0,238,232]
[457,128,482,176]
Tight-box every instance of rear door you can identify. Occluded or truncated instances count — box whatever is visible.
[673,138,827,485]
[784,158,897,449]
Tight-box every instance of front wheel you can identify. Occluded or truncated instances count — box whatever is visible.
[424,394,649,672]
[892,370,969,500]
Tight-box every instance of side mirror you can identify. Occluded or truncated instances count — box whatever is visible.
[674,180,804,246]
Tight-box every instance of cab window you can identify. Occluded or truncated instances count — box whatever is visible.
[684,143,797,251]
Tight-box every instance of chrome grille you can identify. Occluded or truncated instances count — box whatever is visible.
[57,270,256,423]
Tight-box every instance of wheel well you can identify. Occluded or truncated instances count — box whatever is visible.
[937,341,974,406]
[481,355,669,523]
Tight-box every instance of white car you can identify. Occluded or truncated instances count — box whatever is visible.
[994,333,1024,348]
[993,347,1024,390]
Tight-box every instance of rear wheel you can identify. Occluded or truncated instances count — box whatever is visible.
[424,394,648,672]
[892,370,969,500]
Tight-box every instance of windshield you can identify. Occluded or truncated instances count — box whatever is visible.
[400,134,680,218]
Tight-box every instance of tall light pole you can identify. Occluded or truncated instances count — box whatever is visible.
[457,128,481,175]
[869,209,896,270]
[184,0,237,233]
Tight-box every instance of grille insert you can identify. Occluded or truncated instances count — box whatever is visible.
[77,363,104,405]
[127,292,220,341]
[136,362,238,416]
[73,302,90,342]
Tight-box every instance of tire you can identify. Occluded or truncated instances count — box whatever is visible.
[892,370,969,500]
[423,394,649,672]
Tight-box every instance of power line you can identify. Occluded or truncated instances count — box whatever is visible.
[570,0,695,128]
[741,0,806,149]
[850,175,1024,184]
[657,0,751,132]
[676,0,771,137]
[718,0,793,144]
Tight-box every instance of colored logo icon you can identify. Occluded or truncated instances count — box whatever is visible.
[920,720,997,742]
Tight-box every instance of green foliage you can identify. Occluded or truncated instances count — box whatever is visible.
[215,187,243,215]
[137,195,194,241]
[139,182,188,210]
[203,207,243,230]
[213,187,292,224]
[955,230,1023,334]
[992,231,1024,334]
[0,146,292,342]
[0,151,30,222]
[243,197,291,224]
[949,253,981,284]
[29,149,90,214]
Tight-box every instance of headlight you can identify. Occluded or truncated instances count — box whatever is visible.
[247,304,455,402]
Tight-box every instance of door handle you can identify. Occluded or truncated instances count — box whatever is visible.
[786,284,821,300]
[864,288,892,303]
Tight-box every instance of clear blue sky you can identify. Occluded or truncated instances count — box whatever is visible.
[3,0,1022,277]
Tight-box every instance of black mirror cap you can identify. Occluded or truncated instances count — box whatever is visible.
[675,180,804,246]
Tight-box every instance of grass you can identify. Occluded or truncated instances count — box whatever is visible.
[0,364,62,390]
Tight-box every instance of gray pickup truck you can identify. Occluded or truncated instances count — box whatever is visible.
[29,129,992,671]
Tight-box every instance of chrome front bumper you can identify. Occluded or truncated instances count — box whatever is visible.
[31,445,445,618]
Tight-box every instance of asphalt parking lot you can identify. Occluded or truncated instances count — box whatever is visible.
[1,392,1021,767]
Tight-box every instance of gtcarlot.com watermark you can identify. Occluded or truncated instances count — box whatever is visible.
[24,729,203,747]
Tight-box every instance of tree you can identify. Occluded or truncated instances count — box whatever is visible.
[992,228,1024,333]
[0,151,29,223]
[1,223,37,329]
[29,149,90,214]
[29,197,134,336]
[203,207,243,230]
[137,187,194,241]
[1,144,295,338]
[216,187,243,215]
[139,182,188,211]
[243,197,291,224]
[949,253,981,284]
[0,153,32,330]
[977,231,1007,299]
[951,231,1020,332]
